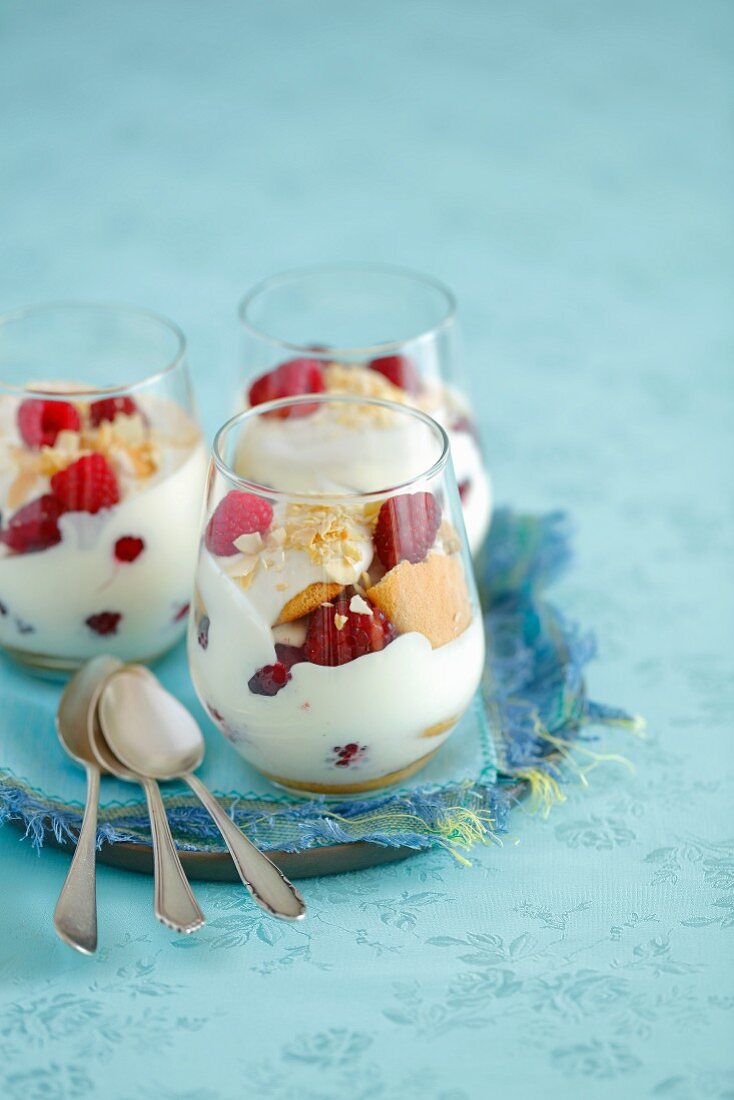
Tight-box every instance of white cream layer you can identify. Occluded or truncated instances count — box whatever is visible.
[236,404,442,496]
[189,548,485,788]
[0,442,207,660]
[447,425,492,554]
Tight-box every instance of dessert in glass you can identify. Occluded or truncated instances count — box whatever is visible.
[188,393,485,795]
[237,263,492,556]
[0,303,207,673]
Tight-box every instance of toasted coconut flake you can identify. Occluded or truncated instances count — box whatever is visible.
[105,413,147,446]
[324,363,406,403]
[37,432,86,477]
[323,364,410,427]
[283,502,373,583]
[80,418,159,480]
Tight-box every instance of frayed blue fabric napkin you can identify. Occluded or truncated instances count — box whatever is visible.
[0,510,636,860]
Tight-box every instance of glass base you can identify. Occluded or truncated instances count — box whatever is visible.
[1,639,181,681]
[262,746,441,800]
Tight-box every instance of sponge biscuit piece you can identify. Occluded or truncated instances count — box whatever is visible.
[274,582,344,626]
[367,554,472,649]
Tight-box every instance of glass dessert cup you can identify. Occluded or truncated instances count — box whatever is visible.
[187,393,486,796]
[237,263,492,556]
[0,303,207,674]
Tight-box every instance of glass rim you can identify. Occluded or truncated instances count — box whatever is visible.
[212,393,451,504]
[0,300,187,399]
[237,262,457,357]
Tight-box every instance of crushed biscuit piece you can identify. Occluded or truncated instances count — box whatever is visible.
[6,468,40,511]
[437,519,462,555]
[421,715,459,739]
[274,582,344,626]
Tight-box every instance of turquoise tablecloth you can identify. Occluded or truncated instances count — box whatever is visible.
[1,3,732,1098]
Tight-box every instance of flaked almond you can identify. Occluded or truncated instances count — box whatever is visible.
[225,554,259,580]
[349,594,372,616]
[233,531,264,555]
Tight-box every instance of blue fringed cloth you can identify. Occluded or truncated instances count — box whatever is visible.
[0,510,638,860]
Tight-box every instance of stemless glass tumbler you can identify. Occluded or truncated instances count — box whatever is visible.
[237,264,493,555]
[188,394,485,795]
[0,303,207,672]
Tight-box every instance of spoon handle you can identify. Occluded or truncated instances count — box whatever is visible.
[53,762,100,954]
[185,773,306,921]
[141,778,205,934]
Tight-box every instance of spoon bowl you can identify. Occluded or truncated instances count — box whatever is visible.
[98,666,306,921]
[86,690,140,783]
[56,655,122,767]
[99,667,204,779]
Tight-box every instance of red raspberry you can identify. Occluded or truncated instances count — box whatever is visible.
[451,415,479,442]
[173,601,190,622]
[85,611,122,636]
[50,454,120,514]
[373,491,442,570]
[114,535,145,563]
[89,395,140,426]
[333,742,367,767]
[247,643,305,697]
[17,399,81,450]
[274,642,306,669]
[1,494,63,554]
[458,480,470,502]
[304,595,396,667]
[247,358,325,418]
[248,661,290,696]
[368,354,420,395]
[205,491,273,556]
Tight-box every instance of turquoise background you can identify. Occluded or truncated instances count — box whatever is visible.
[1,3,733,1098]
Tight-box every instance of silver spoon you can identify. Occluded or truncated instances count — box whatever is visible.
[99,666,306,921]
[87,677,205,935]
[54,655,122,954]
